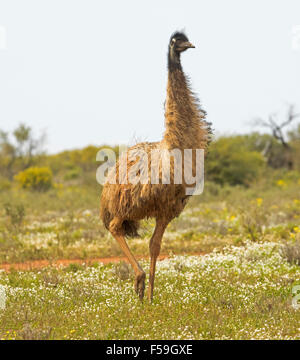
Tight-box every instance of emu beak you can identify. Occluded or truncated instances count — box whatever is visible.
[183,41,195,49]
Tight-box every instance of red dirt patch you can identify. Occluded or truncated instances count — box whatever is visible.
[0,253,206,273]
[0,254,169,273]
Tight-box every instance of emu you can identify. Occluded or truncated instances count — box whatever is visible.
[100,32,211,301]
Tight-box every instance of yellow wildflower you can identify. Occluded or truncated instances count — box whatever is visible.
[256,198,263,207]
[276,179,287,188]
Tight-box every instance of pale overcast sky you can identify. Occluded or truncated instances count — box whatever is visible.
[0,0,299,153]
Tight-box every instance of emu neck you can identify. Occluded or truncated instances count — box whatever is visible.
[167,48,182,71]
[163,51,199,149]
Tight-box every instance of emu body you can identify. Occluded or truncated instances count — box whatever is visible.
[100,32,211,301]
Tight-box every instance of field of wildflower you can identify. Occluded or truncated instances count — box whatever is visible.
[0,174,300,339]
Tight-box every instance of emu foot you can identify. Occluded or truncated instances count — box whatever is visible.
[134,272,146,301]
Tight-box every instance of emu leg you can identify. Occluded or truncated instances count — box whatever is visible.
[109,218,145,300]
[148,220,168,302]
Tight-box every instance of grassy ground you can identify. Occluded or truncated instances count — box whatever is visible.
[0,178,300,264]
[0,241,299,340]
[0,176,300,339]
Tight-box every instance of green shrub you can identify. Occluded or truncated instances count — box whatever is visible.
[4,202,25,228]
[15,167,53,191]
[207,136,265,186]
[63,167,82,181]
[0,177,11,191]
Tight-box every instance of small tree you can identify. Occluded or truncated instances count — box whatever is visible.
[0,130,16,178]
[0,123,46,178]
[253,105,300,169]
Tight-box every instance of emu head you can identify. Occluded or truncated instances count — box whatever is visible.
[169,32,195,54]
